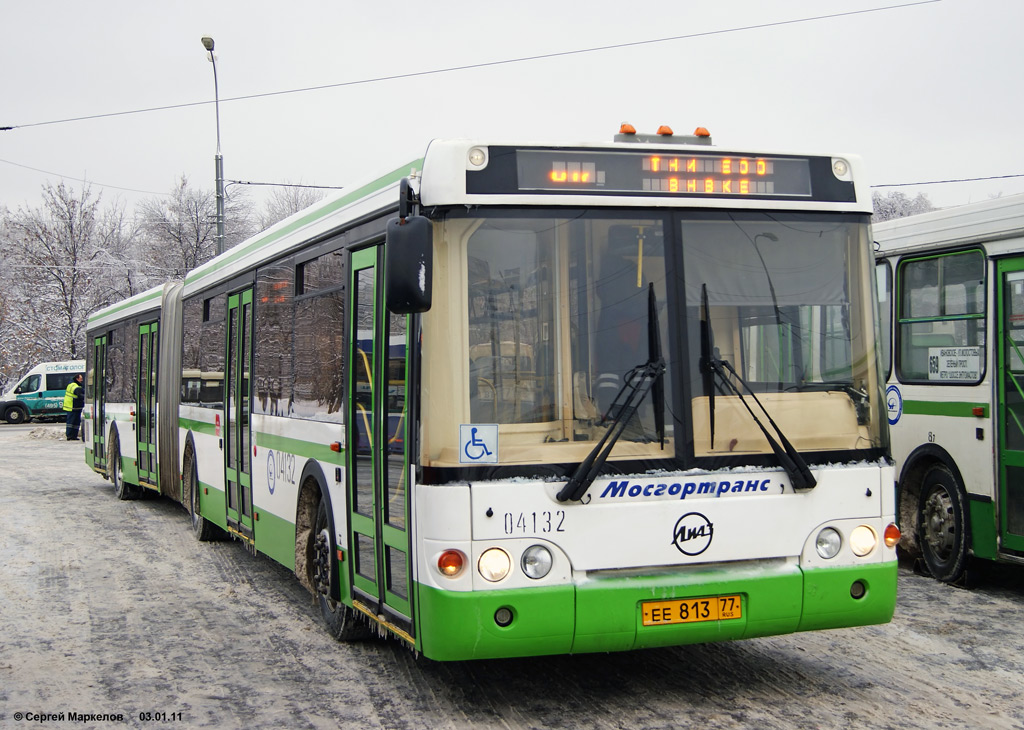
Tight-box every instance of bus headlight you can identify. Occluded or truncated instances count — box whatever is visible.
[850,525,877,557]
[521,545,553,579]
[815,527,842,559]
[478,548,511,582]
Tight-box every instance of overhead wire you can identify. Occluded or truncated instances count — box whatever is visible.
[7,1,993,198]
[2,1,940,131]
[871,174,1024,188]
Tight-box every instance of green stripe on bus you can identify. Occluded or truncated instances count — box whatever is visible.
[254,431,346,466]
[902,400,988,418]
[180,417,346,463]
[185,160,423,285]
[179,416,219,435]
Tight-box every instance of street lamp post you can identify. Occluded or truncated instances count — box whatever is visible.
[201,36,225,256]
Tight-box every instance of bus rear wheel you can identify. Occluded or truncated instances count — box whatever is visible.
[5,406,28,425]
[917,463,969,583]
[313,498,370,642]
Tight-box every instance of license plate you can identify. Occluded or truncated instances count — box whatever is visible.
[641,594,742,626]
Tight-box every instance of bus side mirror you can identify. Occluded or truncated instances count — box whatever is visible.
[385,216,433,314]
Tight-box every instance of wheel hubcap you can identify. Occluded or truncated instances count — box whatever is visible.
[922,487,955,558]
[313,528,332,599]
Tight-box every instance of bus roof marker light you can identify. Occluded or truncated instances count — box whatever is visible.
[656,125,674,136]
[832,158,852,181]
[619,122,637,135]
[467,147,488,168]
[694,127,711,137]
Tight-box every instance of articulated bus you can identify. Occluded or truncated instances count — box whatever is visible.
[84,283,182,499]
[875,193,1024,583]
[85,127,897,660]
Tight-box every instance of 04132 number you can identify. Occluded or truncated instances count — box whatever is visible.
[503,510,566,535]
[641,594,742,626]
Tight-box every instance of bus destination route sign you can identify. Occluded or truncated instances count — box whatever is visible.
[516,149,812,197]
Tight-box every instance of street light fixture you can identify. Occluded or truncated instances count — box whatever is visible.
[201,36,225,256]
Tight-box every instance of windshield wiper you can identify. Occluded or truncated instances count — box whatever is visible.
[700,284,816,490]
[557,284,665,503]
[700,284,717,448]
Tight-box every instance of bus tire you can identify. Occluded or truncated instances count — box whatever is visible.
[5,405,29,425]
[184,444,224,542]
[917,463,969,583]
[110,432,140,501]
[313,498,370,642]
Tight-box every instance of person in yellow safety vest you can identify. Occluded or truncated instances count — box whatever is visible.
[64,373,85,441]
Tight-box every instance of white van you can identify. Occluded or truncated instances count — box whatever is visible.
[0,360,86,424]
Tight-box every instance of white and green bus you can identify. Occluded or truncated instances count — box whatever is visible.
[84,283,181,499]
[1,360,85,424]
[86,127,898,660]
[875,193,1024,583]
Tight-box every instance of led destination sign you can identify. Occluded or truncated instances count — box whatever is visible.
[516,149,814,198]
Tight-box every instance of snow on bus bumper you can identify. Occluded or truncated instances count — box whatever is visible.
[416,559,897,661]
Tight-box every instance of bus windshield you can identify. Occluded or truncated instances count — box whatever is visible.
[419,209,885,470]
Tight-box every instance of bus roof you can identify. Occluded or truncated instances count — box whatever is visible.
[183,161,419,296]
[874,192,1024,256]
[419,138,871,213]
[87,284,166,331]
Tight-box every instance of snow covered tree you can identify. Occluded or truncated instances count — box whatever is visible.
[872,190,935,222]
[257,184,327,231]
[136,175,256,279]
[0,182,113,364]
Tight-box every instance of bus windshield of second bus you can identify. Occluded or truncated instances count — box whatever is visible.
[419,208,884,472]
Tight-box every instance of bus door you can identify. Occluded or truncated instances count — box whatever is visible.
[92,335,108,470]
[137,322,159,486]
[346,247,414,640]
[997,259,1024,551]
[225,288,255,540]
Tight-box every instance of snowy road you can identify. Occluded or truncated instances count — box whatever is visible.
[1,426,1023,729]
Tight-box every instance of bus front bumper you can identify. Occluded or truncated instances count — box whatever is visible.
[415,560,897,661]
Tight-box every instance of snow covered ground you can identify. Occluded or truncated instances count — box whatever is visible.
[1,424,1022,729]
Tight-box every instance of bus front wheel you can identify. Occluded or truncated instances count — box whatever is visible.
[917,463,969,583]
[313,498,370,642]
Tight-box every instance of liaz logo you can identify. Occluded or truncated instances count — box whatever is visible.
[672,512,714,556]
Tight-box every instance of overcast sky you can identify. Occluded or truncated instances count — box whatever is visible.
[2,0,1022,218]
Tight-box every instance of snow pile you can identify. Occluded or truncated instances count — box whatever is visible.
[27,426,65,441]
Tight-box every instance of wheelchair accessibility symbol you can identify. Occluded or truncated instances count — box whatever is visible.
[460,424,498,464]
